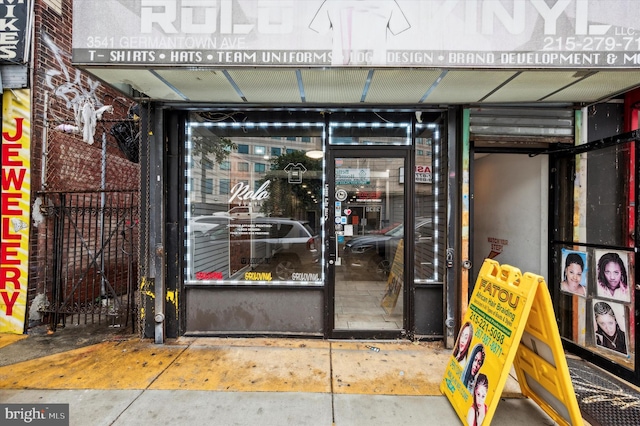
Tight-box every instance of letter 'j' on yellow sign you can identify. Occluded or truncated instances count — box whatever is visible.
[440,259,582,426]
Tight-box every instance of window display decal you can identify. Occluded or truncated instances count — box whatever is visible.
[195,272,223,280]
[291,272,320,281]
[284,163,306,184]
[559,248,587,297]
[595,250,630,303]
[593,299,628,357]
[228,180,270,203]
[335,168,370,185]
[244,271,273,281]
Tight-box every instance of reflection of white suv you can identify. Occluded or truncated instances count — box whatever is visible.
[213,206,264,219]
[189,216,231,236]
[231,218,320,280]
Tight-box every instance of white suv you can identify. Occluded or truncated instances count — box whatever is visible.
[213,205,264,219]
[231,217,320,280]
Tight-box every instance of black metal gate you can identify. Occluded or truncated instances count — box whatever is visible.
[38,191,139,331]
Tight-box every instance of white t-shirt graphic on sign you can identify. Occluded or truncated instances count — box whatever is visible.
[309,0,410,65]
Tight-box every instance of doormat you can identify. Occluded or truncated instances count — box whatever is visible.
[567,358,640,426]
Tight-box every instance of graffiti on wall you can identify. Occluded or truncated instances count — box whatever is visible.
[42,32,113,144]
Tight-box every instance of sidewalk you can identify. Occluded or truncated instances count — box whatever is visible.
[0,335,573,425]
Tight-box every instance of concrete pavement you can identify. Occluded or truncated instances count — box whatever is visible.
[0,335,575,425]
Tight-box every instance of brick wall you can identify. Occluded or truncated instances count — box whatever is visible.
[28,0,141,325]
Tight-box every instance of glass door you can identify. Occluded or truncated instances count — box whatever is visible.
[328,148,409,337]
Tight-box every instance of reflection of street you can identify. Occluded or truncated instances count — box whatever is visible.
[334,267,403,330]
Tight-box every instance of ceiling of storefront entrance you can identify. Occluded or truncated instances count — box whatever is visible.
[85,67,640,106]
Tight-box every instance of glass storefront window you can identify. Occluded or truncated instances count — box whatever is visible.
[414,124,445,283]
[556,141,635,370]
[185,113,324,286]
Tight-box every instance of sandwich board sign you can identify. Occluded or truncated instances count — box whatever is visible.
[381,239,404,315]
[440,259,582,426]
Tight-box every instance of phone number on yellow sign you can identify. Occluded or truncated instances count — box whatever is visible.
[470,306,508,357]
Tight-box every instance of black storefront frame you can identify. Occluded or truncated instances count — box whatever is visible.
[326,145,414,340]
[549,129,640,386]
[153,107,454,340]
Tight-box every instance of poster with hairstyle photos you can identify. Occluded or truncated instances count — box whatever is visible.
[595,250,631,303]
[592,299,628,357]
[559,249,587,297]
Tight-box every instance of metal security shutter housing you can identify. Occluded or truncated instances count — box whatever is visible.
[469,107,575,147]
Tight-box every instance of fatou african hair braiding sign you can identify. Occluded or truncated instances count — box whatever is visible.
[441,259,582,426]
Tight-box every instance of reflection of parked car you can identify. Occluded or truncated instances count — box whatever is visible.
[342,217,433,280]
[213,205,264,219]
[370,222,401,234]
[231,217,320,280]
[189,215,231,237]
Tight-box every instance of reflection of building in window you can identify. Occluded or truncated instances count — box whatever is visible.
[202,178,213,194]
[220,179,230,194]
[309,0,410,65]
[189,134,322,206]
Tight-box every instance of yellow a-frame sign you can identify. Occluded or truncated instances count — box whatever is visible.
[440,259,582,426]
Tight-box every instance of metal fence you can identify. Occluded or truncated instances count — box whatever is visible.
[38,190,139,331]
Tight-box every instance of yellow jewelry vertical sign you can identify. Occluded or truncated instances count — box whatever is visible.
[440,260,538,426]
[1,89,31,334]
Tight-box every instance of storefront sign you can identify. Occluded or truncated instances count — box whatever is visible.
[1,89,30,333]
[441,259,581,426]
[0,0,30,62]
[73,1,640,68]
